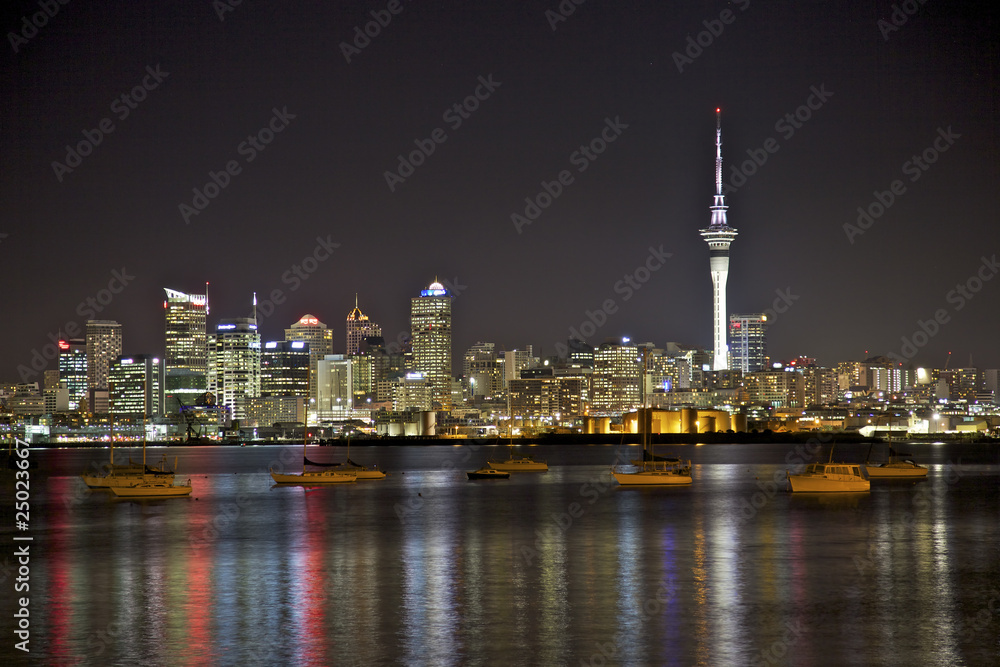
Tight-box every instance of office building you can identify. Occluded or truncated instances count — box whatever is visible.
[728,313,767,373]
[261,341,310,397]
[86,320,122,391]
[285,314,334,401]
[58,338,87,410]
[207,318,261,422]
[346,296,382,355]
[411,280,452,410]
[109,354,165,417]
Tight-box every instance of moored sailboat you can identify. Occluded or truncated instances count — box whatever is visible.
[269,421,359,484]
[108,408,191,498]
[864,444,928,479]
[612,359,692,486]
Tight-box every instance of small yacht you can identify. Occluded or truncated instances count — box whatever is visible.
[487,455,548,472]
[787,462,869,492]
[864,445,928,479]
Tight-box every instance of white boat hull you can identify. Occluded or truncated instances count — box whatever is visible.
[322,465,386,479]
[865,463,928,479]
[82,471,175,488]
[270,468,357,484]
[110,480,192,497]
[613,470,692,485]
[788,463,870,492]
[488,459,548,472]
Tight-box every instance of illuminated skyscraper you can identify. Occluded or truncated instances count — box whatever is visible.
[410,280,452,410]
[58,338,87,410]
[164,287,208,373]
[86,320,122,391]
[261,341,310,397]
[346,296,382,355]
[285,314,333,400]
[207,317,261,422]
[109,354,164,417]
[728,313,767,373]
[592,339,641,416]
[700,108,738,371]
[164,287,209,410]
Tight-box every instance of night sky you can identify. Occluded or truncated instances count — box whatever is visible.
[3,0,998,381]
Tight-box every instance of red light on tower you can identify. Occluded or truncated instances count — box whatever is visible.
[58,340,70,350]
[716,107,720,113]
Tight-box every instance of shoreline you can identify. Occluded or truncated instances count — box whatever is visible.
[7,431,998,449]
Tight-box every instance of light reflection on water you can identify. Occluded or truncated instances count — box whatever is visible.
[4,444,999,665]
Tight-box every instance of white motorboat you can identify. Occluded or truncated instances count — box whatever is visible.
[787,462,870,492]
[487,455,548,472]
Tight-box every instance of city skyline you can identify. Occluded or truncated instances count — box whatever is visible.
[2,1,999,377]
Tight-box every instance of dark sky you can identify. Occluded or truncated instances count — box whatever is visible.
[3,0,998,382]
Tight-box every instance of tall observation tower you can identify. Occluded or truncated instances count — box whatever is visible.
[699,108,738,371]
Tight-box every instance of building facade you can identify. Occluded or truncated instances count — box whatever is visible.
[207,318,261,422]
[410,281,452,410]
[728,313,767,373]
[86,320,123,392]
[261,341,310,397]
[58,338,87,410]
[284,314,333,401]
[345,297,382,355]
[592,340,641,416]
[109,354,165,417]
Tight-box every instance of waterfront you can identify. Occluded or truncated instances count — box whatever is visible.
[2,443,999,665]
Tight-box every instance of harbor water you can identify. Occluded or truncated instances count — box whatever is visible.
[2,442,998,665]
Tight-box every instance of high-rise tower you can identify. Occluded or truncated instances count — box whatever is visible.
[410,280,452,410]
[699,108,738,371]
[86,320,123,390]
[346,295,382,355]
[164,286,209,409]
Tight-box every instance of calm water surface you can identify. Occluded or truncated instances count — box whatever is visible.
[2,442,998,666]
